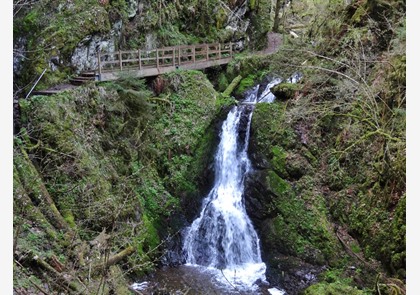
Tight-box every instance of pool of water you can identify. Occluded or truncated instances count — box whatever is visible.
[132,265,286,295]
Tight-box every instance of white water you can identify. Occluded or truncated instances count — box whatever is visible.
[183,80,282,291]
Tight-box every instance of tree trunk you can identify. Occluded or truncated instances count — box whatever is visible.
[273,0,283,33]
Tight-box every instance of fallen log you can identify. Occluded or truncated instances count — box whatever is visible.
[92,246,135,275]
[222,75,242,97]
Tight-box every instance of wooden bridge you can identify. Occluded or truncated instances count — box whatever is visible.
[31,43,237,95]
[90,43,235,82]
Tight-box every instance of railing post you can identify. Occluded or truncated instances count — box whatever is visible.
[98,51,102,76]
[206,44,209,61]
[178,46,181,65]
[172,48,175,66]
[156,49,159,69]
[229,42,232,57]
[119,50,122,71]
[192,46,195,63]
[218,43,221,59]
[138,49,141,70]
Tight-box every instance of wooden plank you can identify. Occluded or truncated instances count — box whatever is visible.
[121,58,142,63]
[119,49,138,54]
[102,60,120,65]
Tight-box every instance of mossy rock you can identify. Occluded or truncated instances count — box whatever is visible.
[271,145,288,178]
[284,153,311,180]
[271,83,301,100]
[303,282,365,295]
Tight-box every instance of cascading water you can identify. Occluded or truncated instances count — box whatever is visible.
[131,77,300,294]
[182,82,277,291]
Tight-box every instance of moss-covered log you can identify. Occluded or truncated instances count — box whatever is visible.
[222,75,242,97]
[92,246,135,275]
[14,145,72,233]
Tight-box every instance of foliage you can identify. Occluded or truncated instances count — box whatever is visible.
[242,0,405,292]
[13,70,222,293]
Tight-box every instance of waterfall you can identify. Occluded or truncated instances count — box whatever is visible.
[182,81,280,291]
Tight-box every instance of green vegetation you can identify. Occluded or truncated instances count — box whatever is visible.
[13,70,230,293]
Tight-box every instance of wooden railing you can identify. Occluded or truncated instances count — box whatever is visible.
[96,43,234,80]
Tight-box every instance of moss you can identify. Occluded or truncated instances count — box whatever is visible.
[267,170,292,200]
[304,282,366,295]
[236,74,257,96]
[62,209,76,228]
[350,3,368,25]
[249,0,257,10]
[217,73,229,92]
[271,145,288,178]
[271,82,301,100]
[141,214,160,252]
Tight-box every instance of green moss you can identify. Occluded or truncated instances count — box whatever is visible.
[141,214,160,252]
[249,0,257,10]
[351,3,368,25]
[62,209,76,228]
[271,145,288,177]
[304,282,366,295]
[271,83,301,100]
[217,73,229,92]
[262,170,340,263]
[21,9,40,33]
[236,74,257,96]
[267,170,291,199]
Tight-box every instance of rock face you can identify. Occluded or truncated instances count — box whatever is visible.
[127,0,139,18]
[71,20,122,73]
[243,102,342,294]
[13,37,27,77]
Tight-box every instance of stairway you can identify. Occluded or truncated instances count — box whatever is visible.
[69,71,97,85]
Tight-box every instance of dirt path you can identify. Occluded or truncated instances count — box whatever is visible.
[260,32,282,55]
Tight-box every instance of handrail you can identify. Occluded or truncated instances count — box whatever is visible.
[25,68,47,99]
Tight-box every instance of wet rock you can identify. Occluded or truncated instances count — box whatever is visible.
[265,254,326,295]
